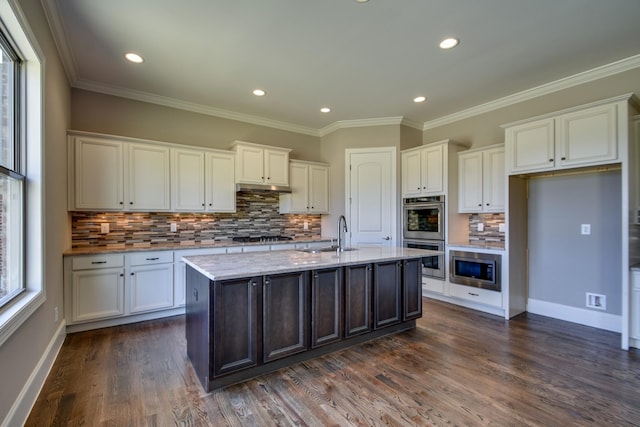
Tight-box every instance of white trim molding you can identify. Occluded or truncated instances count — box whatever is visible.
[1,320,66,427]
[527,298,621,333]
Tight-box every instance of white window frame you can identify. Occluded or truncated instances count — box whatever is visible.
[0,0,44,347]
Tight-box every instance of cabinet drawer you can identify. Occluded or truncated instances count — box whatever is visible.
[72,254,124,270]
[449,283,502,307]
[129,251,173,265]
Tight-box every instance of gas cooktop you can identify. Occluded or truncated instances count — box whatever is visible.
[231,235,293,243]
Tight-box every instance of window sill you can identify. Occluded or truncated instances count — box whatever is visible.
[0,290,45,347]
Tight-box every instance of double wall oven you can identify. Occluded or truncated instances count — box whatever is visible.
[402,196,445,280]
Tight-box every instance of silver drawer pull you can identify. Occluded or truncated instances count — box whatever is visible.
[146,257,160,261]
[91,261,107,264]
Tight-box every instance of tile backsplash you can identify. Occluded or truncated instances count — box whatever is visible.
[71,192,321,249]
[468,213,505,244]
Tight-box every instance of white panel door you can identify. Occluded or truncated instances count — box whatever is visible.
[347,148,396,247]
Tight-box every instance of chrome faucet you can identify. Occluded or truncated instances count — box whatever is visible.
[337,215,348,251]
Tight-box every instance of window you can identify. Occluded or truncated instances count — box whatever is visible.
[0,30,23,309]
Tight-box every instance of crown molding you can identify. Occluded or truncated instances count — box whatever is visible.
[41,0,78,83]
[423,54,640,131]
[318,116,404,137]
[72,79,322,137]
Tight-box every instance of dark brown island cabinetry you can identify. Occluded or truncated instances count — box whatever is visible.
[185,257,424,392]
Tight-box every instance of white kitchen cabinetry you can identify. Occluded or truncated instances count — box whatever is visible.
[172,148,236,212]
[401,143,444,198]
[279,160,330,214]
[128,251,174,314]
[631,271,640,349]
[448,282,503,308]
[68,254,125,323]
[505,101,619,175]
[458,145,505,213]
[69,134,171,211]
[127,143,171,211]
[231,141,291,186]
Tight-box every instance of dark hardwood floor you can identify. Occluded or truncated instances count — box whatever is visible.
[26,298,640,426]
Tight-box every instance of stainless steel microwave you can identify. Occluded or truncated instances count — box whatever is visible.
[449,250,501,292]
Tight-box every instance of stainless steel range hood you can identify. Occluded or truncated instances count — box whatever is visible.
[235,183,292,193]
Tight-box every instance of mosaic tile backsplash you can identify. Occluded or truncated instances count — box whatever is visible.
[468,213,506,244]
[71,192,322,249]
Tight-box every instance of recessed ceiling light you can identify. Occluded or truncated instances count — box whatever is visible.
[320,107,331,113]
[253,89,266,96]
[124,52,144,63]
[414,96,427,103]
[439,38,459,49]
[355,0,369,3]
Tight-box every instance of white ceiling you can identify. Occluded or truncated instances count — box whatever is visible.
[43,0,640,136]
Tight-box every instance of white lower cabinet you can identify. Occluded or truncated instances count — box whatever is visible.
[128,251,174,314]
[449,283,503,308]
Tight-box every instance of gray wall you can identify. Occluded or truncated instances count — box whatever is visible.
[0,0,71,421]
[528,171,622,314]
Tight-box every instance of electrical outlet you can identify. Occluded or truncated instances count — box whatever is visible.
[581,224,591,235]
[170,223,177,232]
[100,223,109,234]
[498,223,506,233]
[477,223,484,232]
[54,306,59,322]
[303,221,309,230]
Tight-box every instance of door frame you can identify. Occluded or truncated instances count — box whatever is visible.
[345,147,397,247]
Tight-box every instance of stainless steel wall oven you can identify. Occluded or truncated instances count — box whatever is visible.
[402,196,445,241]
[403,239,445,280]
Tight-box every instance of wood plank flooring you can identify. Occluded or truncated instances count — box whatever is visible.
[26,299,640,426]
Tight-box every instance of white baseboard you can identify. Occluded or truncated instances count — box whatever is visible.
[527,298,621,333]
[1,320,66,427]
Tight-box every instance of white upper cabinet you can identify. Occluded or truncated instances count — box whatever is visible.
[458,145,505,213]
[280,160,330,214]
[172,148,206,211]
[505,100,621,175]
[172,148,236,212]
[127,143,171,211]
[231,141,291,186]
[205,151,236,212]
[72,136,124,210]
[70,135,171,211]
[401,143,444,198]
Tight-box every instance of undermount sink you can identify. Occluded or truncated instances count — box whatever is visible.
[297,246,358,254]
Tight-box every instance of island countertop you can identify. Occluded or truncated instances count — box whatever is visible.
[183,246,438,281]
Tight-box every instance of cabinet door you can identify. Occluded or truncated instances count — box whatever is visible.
[213,276,259,377]
[483,147,505,212]
[73,137,124,210]
[632,272,640,340]
[172,148,205,211]
[458,151,483,213]
[403,258,423,320]
[311,267,343,348]
[344,264,372,337]
[263,271,308,362]
[401,150,423,198]
[505,118,555,174]
[127,143,171,211]
[72,268,125,322]
[556,103,617,168]
[264,149,289,185]
[128,263,174,314]
[373,260,402,329]
[308,164,329,213]
[236,145,265,184]
[422,144,444,195]
[286,162,310,213]
[206,151,236,212]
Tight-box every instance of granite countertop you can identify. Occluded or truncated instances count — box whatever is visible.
[183,246,439,281]
[63,236,334,256]
[448,241,506,251]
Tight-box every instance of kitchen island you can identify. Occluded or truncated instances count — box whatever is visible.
[183,246,437,391]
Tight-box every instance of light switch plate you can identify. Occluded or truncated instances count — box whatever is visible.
[100,223,109,234]
[498,223,506,233]
[170,223,177,232]
[477,223,484,232]
[581,224,591,235]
